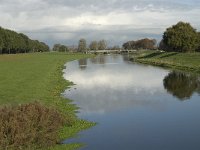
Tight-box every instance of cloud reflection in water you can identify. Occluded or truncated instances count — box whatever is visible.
[63,55,170,115]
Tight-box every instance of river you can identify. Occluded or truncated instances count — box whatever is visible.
[63,54,200,150]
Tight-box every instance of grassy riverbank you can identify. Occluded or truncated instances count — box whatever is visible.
[0,52,95,149]
[131,50,200,73]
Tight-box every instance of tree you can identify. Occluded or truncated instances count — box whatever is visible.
[78,38,87,52]
[136,38,156,49]
[163,21,199,52]
[53,44,68,52]
[123,41,134,50]
[122,38,156,50]
[98,40,107,50]
[197,32,200,52]
[111,45,121,50]
[89,41,98,51]
[19,33,30,53]
[0,26,49,54]
[158,39,170,51]
[0,34,4,54]
[59,45,68,52]
[53,44,61,51]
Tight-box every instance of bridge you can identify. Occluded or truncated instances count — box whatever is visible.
[88,50,137,54]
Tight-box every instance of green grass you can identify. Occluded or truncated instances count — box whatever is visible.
[0,52,95,149]
[131,50,200,72]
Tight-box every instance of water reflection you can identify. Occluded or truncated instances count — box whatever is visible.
[163,71,200,100]
[63,55,200,150]
[90,55,106,64]
[122,55,130,62]
[78,59,87,70]
[63,55,169,115]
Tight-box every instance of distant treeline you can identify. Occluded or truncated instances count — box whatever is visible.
[123,22,200,53]
[0,27,49,54]
[53,39,110,53]
[122,38,157,50]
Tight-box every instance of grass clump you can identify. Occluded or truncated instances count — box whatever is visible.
[0,102,72,150]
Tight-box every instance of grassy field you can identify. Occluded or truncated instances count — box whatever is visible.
[0,52,95,149]
[131,50,200,73]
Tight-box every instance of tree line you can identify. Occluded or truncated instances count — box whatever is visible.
[46,21,200,53]
[122,21,200,53]
[77,39,108,52]
[122,38,157,50]
[52,39,108,53]
[0,27,49,54]
[27,22,200,53]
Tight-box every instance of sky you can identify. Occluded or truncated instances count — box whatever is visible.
[0,0,200,47]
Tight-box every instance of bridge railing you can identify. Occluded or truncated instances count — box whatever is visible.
[89,50,137,53]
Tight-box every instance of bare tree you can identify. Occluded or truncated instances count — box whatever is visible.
[89,41,98,51]
[78,38,87,52]
[98,40,107,50]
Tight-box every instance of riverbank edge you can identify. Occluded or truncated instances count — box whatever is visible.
[130,51,200,73]
[0,53,96,150]
[48,54,96,150]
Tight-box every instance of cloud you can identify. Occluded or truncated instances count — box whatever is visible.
[0,0,199,47]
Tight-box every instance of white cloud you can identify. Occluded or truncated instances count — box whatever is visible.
[0,0,199,46]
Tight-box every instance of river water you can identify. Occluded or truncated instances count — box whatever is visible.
[63,55,200,150]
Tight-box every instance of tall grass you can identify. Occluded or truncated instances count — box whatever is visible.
[0,102,70,149]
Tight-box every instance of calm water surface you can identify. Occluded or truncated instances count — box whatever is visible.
[63,55,200,150]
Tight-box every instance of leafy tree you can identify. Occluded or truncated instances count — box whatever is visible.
[59,45,68,52]
[123,41,134,50]
[19,33,30,53]
[98,40,107,50]
[197,32,200,52]
[53,44,61,51]
[136,38,156,49]
[158,39,171,51]
[163,21,199,52]
[0,33,4,54]
[78,38,87,52]
[89,41,98,51]
[53,44,68,52]
[0,26,49,54]
[122,38,156,50]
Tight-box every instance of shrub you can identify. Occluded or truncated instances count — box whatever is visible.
[0,102,68,150]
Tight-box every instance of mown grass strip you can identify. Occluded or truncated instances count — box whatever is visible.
[131,50,200,73]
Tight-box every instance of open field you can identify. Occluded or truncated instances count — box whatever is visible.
[0,52,95,149]
[131,50,200,73]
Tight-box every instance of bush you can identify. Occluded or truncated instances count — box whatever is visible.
[163,22,199,52]
[0,102,68,149]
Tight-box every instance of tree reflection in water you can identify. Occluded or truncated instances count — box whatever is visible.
[78,59,87,70]
[90,55,106,65]
[163,71,200,100]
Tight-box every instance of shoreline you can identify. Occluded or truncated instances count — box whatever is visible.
[0,53,95,150]
[130,50,200,74]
